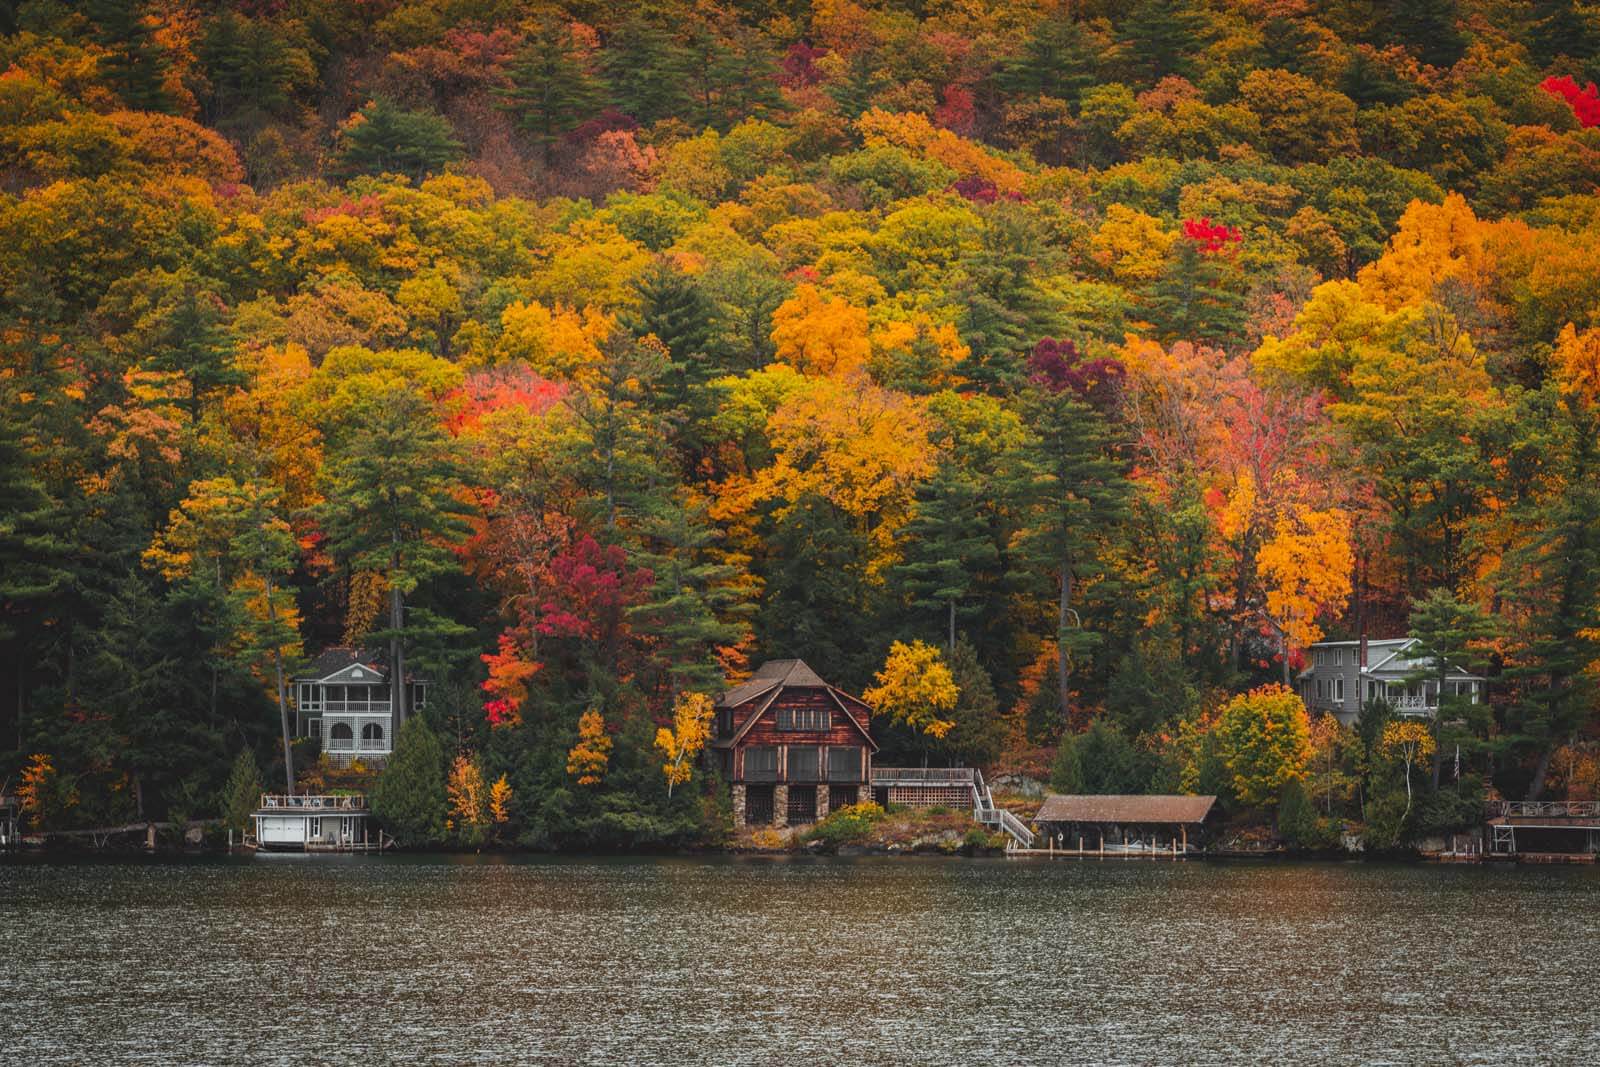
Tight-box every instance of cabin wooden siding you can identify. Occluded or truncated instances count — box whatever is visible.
[723,689,872,784]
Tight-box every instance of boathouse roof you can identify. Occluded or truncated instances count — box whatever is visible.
[1033,794,1218,826]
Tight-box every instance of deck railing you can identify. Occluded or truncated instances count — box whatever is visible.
[257,793,369,811]
[870,767,978,785]
[1492,800,1600,819]
[324,739,390,753]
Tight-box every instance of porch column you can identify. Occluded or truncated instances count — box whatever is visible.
[816,784,830,820]
[731,784,746,827]
[772,783,789,828]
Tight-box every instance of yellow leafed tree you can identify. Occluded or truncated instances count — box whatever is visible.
[489,774,513,824]
[1256,505,1353,678]
[567,708,612,786]
[770,283,872,377]
[1380,721,1436,819]
[862,640,959,739]
[655,691,715,796]
[446,754,487,834]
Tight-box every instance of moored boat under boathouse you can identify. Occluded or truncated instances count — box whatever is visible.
[250,793,385,852]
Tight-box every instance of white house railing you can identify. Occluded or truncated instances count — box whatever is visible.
[324,739,391,753]
[316,700,394,715]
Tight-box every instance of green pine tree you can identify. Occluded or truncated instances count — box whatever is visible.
[891,469,1001,653]
[316,385,473,734]
[372,715,448,846]
[221,749,263,834]
[331,99,462,182]
[602,11,692,126]
[499,17,606,158]
[992,15,1100,104]
[1010,371,1132,729]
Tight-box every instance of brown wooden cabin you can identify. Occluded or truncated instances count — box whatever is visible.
[711,659,878,828]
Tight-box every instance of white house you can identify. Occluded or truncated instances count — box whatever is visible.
[252,793,373,850]
[294,648,428,766]
[1297,636,1485,726]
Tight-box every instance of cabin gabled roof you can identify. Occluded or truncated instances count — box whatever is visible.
[714,658,878,752]
[717,658,830,708]
[299,647,386,683]
[293,648,431,686]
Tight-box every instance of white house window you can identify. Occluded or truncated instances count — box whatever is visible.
[361,723,384,748]
[1334,677,1344,702]
[310,719,322,739]
[1316,679,1324,700]
[1334,649,1343,666]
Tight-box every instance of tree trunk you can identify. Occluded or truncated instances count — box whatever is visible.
[947,599,956,655]
[1430,665,1446,789]
[1526,741,1556,801]
[1058,564,1073,730]
[266,575,295,797]
[390,580,406,733]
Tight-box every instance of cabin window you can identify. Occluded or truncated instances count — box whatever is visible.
[788,747,820,781]
[828,746,861,782]
[745,746,778,782]
[776,706,830,731]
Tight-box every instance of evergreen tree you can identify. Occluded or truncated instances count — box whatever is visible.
[992,14,1099,104]
[0,398,72,762]
[84,0,177,112]
[602,11,692,126]
[331,99,462,182]
[953,208,1066,392]
[372,715,447,846]
[1120,0,1209,80]
[316,385,472,733]
[629,493,752,697]
[890,469,1000,652]
[499,17,606,157]
[221,748,263,834]
[1146,236,1248,346]
[1010,343,1132,729]
[1406,588,1498,786]
[1386,0,1467,69]
[1051,718,1145,794]
[1501,385,1600,799]
[942,637,1007,767]
[756,493,876,686]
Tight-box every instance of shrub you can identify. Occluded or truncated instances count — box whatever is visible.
[804,802,885,847]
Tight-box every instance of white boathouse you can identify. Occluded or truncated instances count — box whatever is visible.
[252,793,378,851]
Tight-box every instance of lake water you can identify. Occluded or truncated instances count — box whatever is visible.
[2,854,1596,1065]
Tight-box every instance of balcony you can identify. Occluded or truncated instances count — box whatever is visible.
[316,700,394,715]
[325,738,391,754]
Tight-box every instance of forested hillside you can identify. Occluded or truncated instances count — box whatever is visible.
[4,0,1600,847]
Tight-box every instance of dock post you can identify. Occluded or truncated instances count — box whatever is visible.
[1099,834,1104,859]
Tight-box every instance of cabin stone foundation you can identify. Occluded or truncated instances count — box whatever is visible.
[773,784,789,828]
[816,784,830,820]
[731,784,746,827]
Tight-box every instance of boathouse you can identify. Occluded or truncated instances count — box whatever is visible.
[1031,794,1219,854]
[252,793,376,851]
[711,659,877,827]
